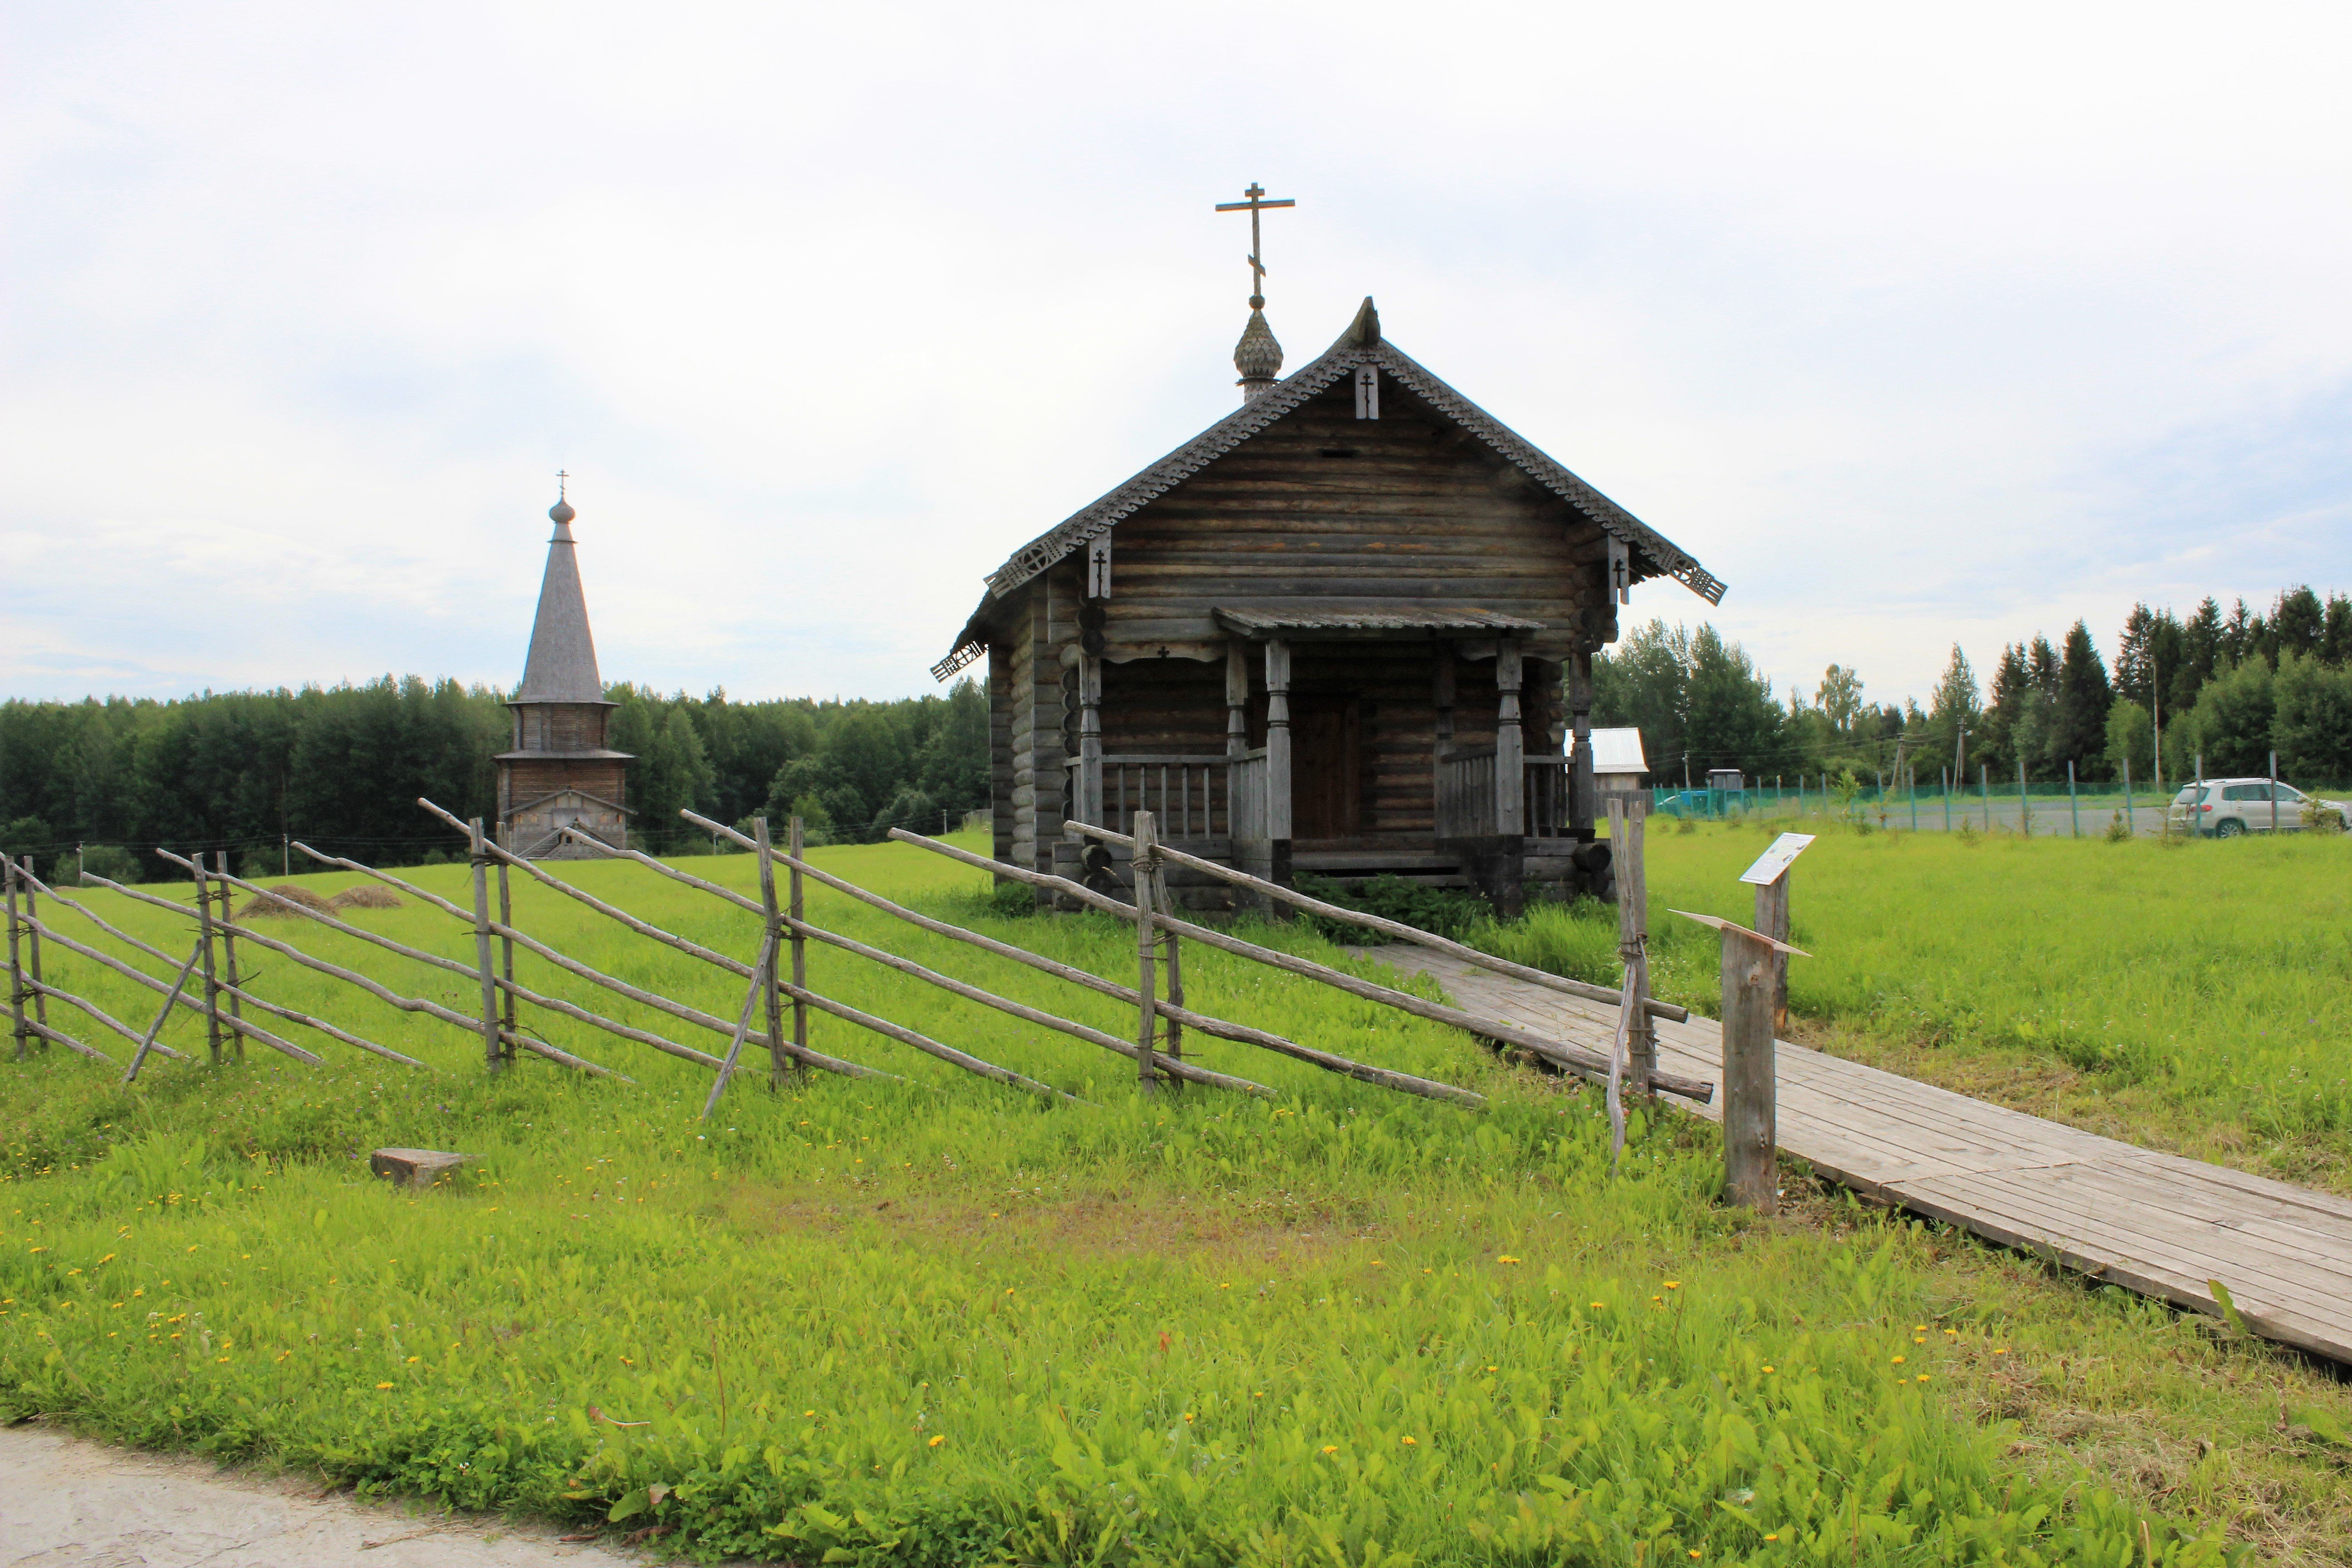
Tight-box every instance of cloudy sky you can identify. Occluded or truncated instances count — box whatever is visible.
[6,2,2349,712]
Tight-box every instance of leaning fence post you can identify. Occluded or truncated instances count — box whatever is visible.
[469,817,505,1073]
[755,817,790,1088]
[2270,750,2279,834]
[1607,795,1655,1095]
[191,852,225,1064]
[211,852,244,1055]
[1132,809,1162,1095]
[788,817,809,1076]
[2067,761,2079,838]
[5,860,26,1061]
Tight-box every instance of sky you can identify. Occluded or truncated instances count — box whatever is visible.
[5,2,2351,714]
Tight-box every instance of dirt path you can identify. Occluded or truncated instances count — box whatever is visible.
[1,1421,645,1568]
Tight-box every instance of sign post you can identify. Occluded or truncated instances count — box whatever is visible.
[1738,833,1813,1034]
[1671,909,1809,1213]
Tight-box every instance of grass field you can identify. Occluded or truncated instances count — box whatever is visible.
[1500,821,2352,1194]
[3,831,2349,1564]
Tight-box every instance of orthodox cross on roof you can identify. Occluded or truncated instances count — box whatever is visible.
[1215,182,1294,309]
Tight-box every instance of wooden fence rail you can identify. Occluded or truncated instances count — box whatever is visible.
[896,827,1713,1105]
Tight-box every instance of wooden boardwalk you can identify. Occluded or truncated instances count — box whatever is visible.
[1375,950,2352,1365]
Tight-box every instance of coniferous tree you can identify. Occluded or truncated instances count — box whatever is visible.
[2052,620,2113,779]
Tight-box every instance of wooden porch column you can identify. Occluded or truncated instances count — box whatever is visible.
[1263,638,1293,886]
[1225,639,1249,760]
[1076,653,1104,827]
[1568,647,1596,839]
[1494,641,1524,837]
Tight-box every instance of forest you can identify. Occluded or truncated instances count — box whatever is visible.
[4,583,2345,882]
[0,679,988,882]
[1594,584,2352,790]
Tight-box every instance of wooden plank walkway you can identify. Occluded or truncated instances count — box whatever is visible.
[1372,949,2352,1365]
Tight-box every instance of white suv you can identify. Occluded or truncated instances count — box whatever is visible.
[2167,778,2350,837]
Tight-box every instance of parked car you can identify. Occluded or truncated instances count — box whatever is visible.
[2166,778,2351,837]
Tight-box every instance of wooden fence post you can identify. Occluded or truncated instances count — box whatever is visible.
[755,818,790,1088]
[5,860,26,1062]
[788,817,808,1078]
[1132,809,1161,1094]
[497,858,517,1038]
[1607,795,1655,1094]
[469,817,505,1073]
[191,853,224,1064]
[19,857,48,1044]
[211,853,244,1055]
[1720,923,1779,1213]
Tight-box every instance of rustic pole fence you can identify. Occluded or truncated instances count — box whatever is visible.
[1672,909,1808,1213]
[901,825,1710,1102]
[667,817,1479,1105]
[18,862,384,1070]
[659,812,1262,1096]
[411,803,883,1080]
[137,853,602,1075]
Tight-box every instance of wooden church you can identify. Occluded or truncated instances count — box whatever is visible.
[936,248,1725,913]
[495,486,633,857]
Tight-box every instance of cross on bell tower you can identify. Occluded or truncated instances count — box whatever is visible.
[1216,182,1295,402]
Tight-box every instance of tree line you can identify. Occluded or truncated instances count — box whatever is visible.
[1594,585,2352,789]
[0,677,988,882]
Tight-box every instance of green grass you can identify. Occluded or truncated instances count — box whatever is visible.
[1503,821,2352,1192]
[1,833,2346,1563]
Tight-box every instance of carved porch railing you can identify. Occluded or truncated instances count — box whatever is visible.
[1067,754,1230,839]
[1437,751,1570,839]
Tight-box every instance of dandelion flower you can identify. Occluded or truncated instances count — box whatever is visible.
[1994,1348,2010,1356]
[1916,1374,1930,1383]
[1664,1281,1681,1290]
[1496,1254,1522,1265]
[1689,1553,1702,1560]
[375,1382,393,1390]
[927,1435,946,1447]
[1320,1445,1338,1455]
[406,1356,420,1363]
[804,1410,816,1417]
[1589,1301,1606,1310]
[1401,1436,1417,1446]
[1485,1365,1498,1372]
[1762,1365,1775,1373]
[1765,1534,1778,1542]
[1891,1355,1905,1364]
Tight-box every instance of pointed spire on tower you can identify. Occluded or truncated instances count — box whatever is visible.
[515,475,605,704]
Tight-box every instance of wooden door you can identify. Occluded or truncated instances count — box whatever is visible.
[1291,696,1361,840]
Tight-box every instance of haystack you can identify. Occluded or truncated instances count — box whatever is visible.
[236,884,334,921]
[328,885,403,911]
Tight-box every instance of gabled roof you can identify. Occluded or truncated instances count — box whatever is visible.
[934,298,1724,679]
[515,514,610,705]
